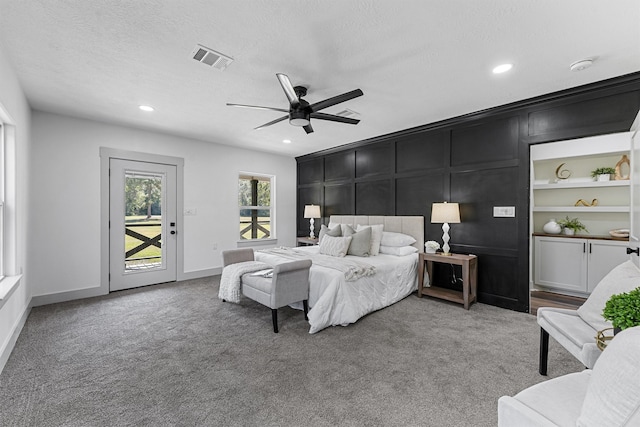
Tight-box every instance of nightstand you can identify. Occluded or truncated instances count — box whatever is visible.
[296,237,318,246]
[417,252,478,309]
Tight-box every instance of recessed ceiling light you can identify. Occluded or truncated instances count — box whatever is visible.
[139,105,155,112]
[492,63,513,74]
[570,59,593,72]
[282,139,292,144]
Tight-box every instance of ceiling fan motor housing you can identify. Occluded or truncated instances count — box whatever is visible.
[289,109,310,126]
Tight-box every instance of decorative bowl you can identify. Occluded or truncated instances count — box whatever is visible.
[609,229,630,238]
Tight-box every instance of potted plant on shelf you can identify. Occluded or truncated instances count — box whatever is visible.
[602,287,640,334]
[590,166,616,182]
[557,216,587,236]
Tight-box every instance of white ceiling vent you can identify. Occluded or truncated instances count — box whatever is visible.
[335,108,360,118]
[191,44,233,71]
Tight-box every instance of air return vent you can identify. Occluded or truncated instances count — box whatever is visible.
[335,108,360,118]
[191,44,233,71]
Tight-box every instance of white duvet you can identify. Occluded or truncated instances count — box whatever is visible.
[255,246,421,333]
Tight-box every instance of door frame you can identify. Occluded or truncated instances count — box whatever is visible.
[100,148,185,294]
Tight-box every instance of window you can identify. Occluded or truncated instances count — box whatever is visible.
[238,173,274,240]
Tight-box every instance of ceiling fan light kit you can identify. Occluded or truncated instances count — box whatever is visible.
[289,110,310,127]
[227,73,363,134]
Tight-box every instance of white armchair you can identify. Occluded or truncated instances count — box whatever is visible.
[498,326,640,426]
[537,260,640,375]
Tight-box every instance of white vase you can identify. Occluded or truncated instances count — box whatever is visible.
[564,228,575,236]
[424,246,437,254]
[543,219,562,234]
[597,174,611,182]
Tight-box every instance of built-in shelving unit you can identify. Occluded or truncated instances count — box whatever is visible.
[533,180,629,190]
[529,132,631,300]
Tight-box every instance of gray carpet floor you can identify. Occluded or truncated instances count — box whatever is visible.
[0,276,583,426]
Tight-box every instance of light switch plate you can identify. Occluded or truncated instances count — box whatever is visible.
[493,206,515,217]
[184,208,197,216]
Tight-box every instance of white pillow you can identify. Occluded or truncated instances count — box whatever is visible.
[318,224,341,243]
[381,231,416,247]
[328,222,352,237]
[379,245,418,256]
[318,235,352,257]
[356,224,384,256]
[577,326,640,427]
[577,260,640,331]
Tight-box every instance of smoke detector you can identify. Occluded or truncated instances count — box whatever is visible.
[570,59,593,72]
[191,44,233,71]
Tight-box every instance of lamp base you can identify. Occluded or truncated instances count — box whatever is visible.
[309,218,315,239]
[441,222,451,255]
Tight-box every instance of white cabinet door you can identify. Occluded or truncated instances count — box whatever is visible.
[587,240,629,292]
[534,236,587,293]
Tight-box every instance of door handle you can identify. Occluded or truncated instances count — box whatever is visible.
[626,247,639,256]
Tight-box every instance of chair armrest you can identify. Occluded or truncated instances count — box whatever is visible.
[271,260,312,308]
[273,259,312,274]
[536,306,580,322]
[498,396,560,427]
[222,248,254,267]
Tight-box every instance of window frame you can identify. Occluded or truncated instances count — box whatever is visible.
[0,123,4,279]
[238,172,276,242]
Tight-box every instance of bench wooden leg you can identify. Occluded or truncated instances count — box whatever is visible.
[271,309,279,333]
[539,327,549,376]
[303,300,309,321]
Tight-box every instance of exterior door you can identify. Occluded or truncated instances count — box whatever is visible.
[109,159,177,291]
[631,111,640,269]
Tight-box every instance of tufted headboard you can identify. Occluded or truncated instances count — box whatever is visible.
[328,215,424,252]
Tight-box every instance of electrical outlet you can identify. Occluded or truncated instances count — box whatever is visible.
[213,243,218,250]
[493,206,515,217]
[184,208,197,216]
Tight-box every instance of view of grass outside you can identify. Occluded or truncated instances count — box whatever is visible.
[125,215,162,268]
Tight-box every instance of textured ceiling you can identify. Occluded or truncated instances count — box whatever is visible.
[0,1,639,157]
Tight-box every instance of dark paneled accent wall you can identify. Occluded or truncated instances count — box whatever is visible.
[296,73,640,312]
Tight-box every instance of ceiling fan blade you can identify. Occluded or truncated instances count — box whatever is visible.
[254,115,288,130]
[309,89,363,112]
[226,103,289,113]
[303,124,314,134]
[310,112,360,125]
[276,73,300,108]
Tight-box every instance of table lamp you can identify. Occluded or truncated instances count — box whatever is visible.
[304,204,321,239]
[431,202,460,256]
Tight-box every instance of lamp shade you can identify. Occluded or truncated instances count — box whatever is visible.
[304,205,321,219]
[431,202,460,224]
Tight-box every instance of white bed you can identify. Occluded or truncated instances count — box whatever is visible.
[255,215,425,333]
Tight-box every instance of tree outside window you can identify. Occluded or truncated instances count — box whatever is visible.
[239,174,273,240]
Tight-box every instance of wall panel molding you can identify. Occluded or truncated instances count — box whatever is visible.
[297,73,640,313]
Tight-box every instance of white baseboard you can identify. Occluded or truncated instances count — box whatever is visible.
[179,267,221,281]
[0,301,31,375]
[31,285,108,307]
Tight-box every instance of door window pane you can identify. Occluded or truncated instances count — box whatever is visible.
[124,172,163,271]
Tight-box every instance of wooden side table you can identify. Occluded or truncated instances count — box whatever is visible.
[296,237,318,246]
[418,252,478,309]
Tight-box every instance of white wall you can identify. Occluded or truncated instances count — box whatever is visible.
[30,111,297,299]
[0,43,32,371]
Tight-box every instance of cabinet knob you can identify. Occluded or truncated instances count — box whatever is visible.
[626,247,639,256]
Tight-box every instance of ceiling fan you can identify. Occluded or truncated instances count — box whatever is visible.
[227,73,363,134]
